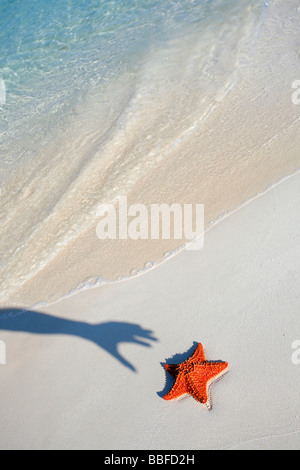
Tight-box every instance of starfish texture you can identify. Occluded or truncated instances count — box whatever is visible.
[163,343,228,408]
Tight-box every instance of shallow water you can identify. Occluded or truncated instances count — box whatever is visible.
[1,0,300,306]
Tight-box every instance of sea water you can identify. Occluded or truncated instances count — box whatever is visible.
[0,0,263,174]
[0,0,299,306]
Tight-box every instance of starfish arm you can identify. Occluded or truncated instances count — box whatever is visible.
[186,370,208,404]
[163,372,188,401]
[190,343,206,362]
[205,361,229,381]
[186,362,229,404]
[164,363,180,379]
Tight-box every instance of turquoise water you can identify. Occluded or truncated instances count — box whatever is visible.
[0,0,260,88]
[3,0,300,305]
[0,0,264,172]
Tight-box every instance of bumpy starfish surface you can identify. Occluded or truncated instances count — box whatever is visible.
[163,343,228,408]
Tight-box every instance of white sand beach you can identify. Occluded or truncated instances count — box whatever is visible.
[1,0,300,452]
[0,171,299,450]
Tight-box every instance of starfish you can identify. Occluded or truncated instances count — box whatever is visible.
[163,343,228,409]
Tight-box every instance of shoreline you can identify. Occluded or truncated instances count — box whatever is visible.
[14,167,299,313]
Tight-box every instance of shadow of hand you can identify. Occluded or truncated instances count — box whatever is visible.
[86,321,158,371]
[0,309,158,372]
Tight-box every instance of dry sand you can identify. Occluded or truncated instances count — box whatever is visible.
[0,171,299,450]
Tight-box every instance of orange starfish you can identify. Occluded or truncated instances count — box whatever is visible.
[163,343,228,409]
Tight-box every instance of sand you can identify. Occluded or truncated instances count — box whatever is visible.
[0,171,299,450]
